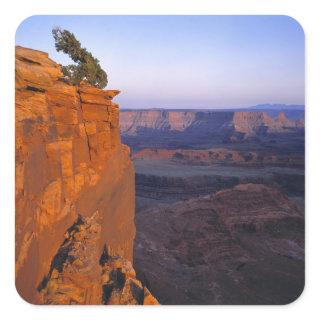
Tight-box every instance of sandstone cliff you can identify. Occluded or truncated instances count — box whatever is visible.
[15,46,158,305]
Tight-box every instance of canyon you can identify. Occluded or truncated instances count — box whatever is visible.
[121,109,304,208]
[134,184,304,304]
[15,46,304,306]
[120,109,304,151]
[15,46,158,305]
[120,108,305,304]
[120,109,304,137]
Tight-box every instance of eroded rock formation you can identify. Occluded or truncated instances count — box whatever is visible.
[120,109,304,152]
[39,212,158,305]
[120,109,304,136]
[120,110,197,134]
[15,46,158,305]
[134,184,304,304]
[232,111,303,136]
[133,147,304,167]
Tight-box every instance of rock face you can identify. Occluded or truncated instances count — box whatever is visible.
[39,212,158,305]
[134,184,304,304]
[15,46,158,305]
[120,110,196,134]
[232,111,303,135]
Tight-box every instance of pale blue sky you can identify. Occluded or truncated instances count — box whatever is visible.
[16,15,304,109]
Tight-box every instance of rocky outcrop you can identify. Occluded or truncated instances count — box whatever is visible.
[39,212,158,305]
[134,184,304,304]
[15,46,157,305]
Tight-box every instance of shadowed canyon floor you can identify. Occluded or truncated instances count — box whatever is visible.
[134,184,304,304]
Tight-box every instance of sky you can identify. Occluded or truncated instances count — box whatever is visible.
[16,15,304,109]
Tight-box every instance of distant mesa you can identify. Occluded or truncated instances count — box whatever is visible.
[120,109,304,146]
[249,103,305,111]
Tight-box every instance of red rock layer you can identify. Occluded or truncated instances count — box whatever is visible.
[39,212,158,305]
[15,46,145,304]
[132,148,304,167]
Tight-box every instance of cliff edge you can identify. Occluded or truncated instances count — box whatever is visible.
[15,46,158,305]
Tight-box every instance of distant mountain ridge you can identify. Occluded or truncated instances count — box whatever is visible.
[121,104,305,121]
[121,104,305,112]
[249,104,304,111]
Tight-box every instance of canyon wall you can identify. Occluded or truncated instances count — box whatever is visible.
[232,111,304,135]
[120,110,196,134]
[120,109,304,136]
[15,46,157,305]
[120,109,304,152]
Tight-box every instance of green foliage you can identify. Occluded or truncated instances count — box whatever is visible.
[52,27,108,88]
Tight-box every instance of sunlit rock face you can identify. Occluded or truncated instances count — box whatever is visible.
[15,46,157,304]
[38,212,159,305]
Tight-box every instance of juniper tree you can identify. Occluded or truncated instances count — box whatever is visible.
[52,27,108,88]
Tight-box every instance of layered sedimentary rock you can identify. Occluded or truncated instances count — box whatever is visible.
[133,147,304,167]
[134,184,304,304]
[120,109,304,136]
[120,110,196,134]
[120,109,304,151]
[15,46,157,305]
[120,110,232,136]
[232,111,303,135]
[39,212,158,305]
[135,171,305,205]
